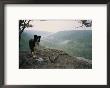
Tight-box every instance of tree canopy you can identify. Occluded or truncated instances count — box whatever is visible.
[19,20,32,40]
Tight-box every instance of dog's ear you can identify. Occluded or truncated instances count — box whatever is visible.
[39,36,41,38]
[34,35,38,41]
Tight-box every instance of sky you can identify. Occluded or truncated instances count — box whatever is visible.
[26,20,91,33]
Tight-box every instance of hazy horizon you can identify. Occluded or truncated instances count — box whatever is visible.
[25,20,92,33]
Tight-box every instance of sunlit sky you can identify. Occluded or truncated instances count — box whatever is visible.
[26,20,90,33]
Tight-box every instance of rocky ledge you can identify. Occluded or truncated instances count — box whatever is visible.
[19,48,92,69]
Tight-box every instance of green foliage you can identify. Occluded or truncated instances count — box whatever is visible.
[20,30,92,60]
[41,30,92,59]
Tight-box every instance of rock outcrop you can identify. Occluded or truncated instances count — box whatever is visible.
[19,48,92,69]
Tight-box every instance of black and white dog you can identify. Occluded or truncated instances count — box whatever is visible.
[29,35,41,58]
